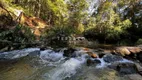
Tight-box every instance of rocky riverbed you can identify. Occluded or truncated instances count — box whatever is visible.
[0,47,142,80]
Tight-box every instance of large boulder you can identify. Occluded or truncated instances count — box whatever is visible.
[103,54,123,63]
[108,62,139,75]
[116,63,138,74]
[127,47,142,54]
[115,47,131,56]
[114,46,142,56]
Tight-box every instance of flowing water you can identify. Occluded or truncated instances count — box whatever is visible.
[0,48,136,80]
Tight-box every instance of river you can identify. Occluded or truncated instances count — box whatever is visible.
[0,47,140,80]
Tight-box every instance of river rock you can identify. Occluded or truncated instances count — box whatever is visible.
[40,46,46,51]
[108,62,138,74]
[91,53,98,58]
[63,48,76,57]
[103,54,123,63]
[83,48,90,52]
[98,53,106,58]
[86,59,93,66]
[115,47,131,56]
[86,52,98,58]
[116,63,138,74]
[135,63,142,75]
[127,47,142,54]
[86,59,101,66]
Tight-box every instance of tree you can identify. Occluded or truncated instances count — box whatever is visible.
[67,0,88,34]
[121,0,142,42]
[8,0,68,26]
[85,1,131,43]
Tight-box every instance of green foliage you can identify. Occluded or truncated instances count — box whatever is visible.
[118,39,133,46]
[136,39,142,45]
[122,0,142,42]
[43,0,89,38]
[1,0,141,45]
[46,26,72,38]
[8,0,69,25]
[85,1,132,43]
[67,0,88,34]
[85,17,96,31]
[0,25,35,43]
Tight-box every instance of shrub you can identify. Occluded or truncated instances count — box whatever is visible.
[0,24,35,43]
[136,39,142,45]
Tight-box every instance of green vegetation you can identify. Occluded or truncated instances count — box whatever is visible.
[85,1,132,43]
[0,0,142,49]
[136,39,142,45]
[0,25,35,43]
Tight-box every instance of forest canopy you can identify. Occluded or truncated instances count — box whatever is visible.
[0,0,142,47]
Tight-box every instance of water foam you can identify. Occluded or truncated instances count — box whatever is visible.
[40,50,64,66]
[42,53,87,80]
[0,48,40,59]
[96,58,134,68]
